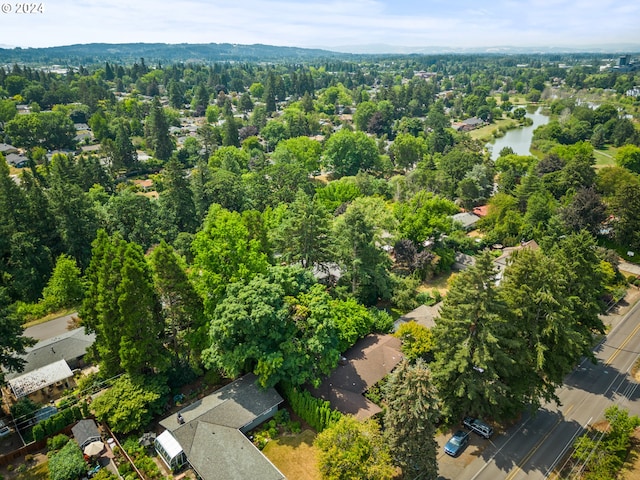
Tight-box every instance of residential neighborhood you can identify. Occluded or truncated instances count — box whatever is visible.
[0,28,640,480]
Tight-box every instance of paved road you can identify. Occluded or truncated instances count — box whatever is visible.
[23,312,79,341]
[438,297,640,480]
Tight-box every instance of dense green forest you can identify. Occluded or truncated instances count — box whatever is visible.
[1,47,639,478]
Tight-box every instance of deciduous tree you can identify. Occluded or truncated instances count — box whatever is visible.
[315,415,395,480]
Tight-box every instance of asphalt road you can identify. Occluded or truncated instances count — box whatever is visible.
[438,298,640,480]
[22,312,79,341]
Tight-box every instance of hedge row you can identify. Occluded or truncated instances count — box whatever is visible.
[32,403,88,442]
[280,383,342,432]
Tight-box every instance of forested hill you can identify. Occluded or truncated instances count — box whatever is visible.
[0,42,353,66]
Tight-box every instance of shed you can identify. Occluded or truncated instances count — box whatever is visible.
[72,419,101,450]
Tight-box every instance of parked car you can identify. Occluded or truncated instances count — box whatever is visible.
[444,429,470,457]
[463,416,493,439]
[0,421,11,437]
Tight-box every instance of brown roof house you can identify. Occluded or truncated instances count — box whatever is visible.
[310,334,403,420]
[155,373,285,480]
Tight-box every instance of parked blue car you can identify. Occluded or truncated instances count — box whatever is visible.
[444,429,470,457]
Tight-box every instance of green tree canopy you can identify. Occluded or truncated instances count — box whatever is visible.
[41,254,84,311]
[91,374,169,434]
[315,415,395,480]
[191,203,270,315]
[203,267,340,388]
[323,129,379,178]
[48,438,87,480]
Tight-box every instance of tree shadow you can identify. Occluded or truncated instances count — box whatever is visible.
[485,409,583,475]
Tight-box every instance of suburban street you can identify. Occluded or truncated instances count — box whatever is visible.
[22,312,78,341]
[438,295,640,480]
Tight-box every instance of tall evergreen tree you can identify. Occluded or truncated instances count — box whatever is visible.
[333,197,393,305]
[159,158,198,238]
[385,359,439,478]
[222,115,240,147]
[117,242,168,376]
[81,231,167,376]
[149,241,206,368]
[431,251,514,422]
[145,97,173,161]
[103,121,137,173]
[500,248,587,412]
[190,157,213,223]
[272,190,333,270]
[81,230,125,376]
[0,290,37,383]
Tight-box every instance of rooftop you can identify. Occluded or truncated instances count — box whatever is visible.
[4,327,95,381]
[310,334,403,419]
[158,374,284,480]
[8,359,73,398]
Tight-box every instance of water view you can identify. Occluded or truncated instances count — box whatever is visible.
[488,107,549,160]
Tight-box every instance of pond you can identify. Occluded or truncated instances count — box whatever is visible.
[487,107,549,160]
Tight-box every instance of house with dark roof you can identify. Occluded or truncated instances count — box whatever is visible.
[5,153,28,168]
[2,328,95,403]
[155,374,285,480]
[310,334,403,420]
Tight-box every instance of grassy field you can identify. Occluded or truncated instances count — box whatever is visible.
[1,459,49,480]
[468,118,517,142]
[594,145,619,168]
[262,429,320,480]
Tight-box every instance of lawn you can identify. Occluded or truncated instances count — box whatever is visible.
[420,270,455,297]
[468,118,517,142]
[262,429,320,480]
[1,459,49,480]
[594,145,619,168]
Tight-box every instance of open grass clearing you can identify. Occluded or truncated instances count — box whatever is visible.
[594,145,619,168]
[261,429,320,480]
[419,270,455,297]
[468,118,517,142]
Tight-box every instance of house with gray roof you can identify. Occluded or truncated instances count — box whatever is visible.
[155,373,285,480]
[0,143,19,155]
[2,328,95,403]
[72,419,101,450]
[5,153,28,168]
[451,211,481,230]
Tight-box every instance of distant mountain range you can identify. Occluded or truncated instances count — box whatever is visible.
[1,42,639,66]
[327,43,640,55]
[0,42,353,65]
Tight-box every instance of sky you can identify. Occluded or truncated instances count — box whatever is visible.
[0,0,639,52]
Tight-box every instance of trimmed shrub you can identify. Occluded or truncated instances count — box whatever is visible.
[280,383,342,432]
